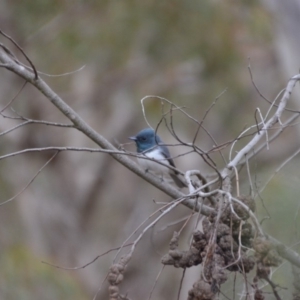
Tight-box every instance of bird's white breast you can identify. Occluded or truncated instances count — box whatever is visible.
[137,149,170,175]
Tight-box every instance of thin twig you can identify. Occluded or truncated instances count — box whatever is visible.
[192,88,227,145]
[259,146,300,194]
[0,151,58,206]
[248,59,298,113]
[226,74,300,171]
[177,268,186,300]
[147,265,165,300]
[0,30,38,79]
[0,81,27,113]
[42,243,133,270]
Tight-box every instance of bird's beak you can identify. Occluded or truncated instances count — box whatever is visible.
[128,136,137,141]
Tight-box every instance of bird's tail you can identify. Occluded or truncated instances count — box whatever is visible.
[170,172,188,188]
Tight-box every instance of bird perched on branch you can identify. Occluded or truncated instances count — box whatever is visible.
[129,128,187,188]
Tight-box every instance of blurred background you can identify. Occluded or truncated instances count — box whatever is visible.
[0,0,300,299]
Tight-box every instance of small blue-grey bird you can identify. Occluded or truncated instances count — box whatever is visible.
[129,128,187,188]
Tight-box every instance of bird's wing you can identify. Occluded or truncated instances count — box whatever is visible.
[159,143,187,188]
[158,144,178,171]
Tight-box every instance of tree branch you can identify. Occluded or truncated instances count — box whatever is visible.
[0,46,211,215]
[1,44,300,270]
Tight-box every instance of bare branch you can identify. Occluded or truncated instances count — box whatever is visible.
[0,48,208,213]
[1,38,300,273]
[226,74,300,172]
[0,30,38,79]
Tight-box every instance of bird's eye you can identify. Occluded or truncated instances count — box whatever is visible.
[141,137,147,141]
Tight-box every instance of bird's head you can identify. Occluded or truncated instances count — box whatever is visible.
[129,128,162,153]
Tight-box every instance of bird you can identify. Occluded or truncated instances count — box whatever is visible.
[129,128,187,188]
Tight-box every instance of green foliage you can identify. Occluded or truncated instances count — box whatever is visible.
[0,246,88,300]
